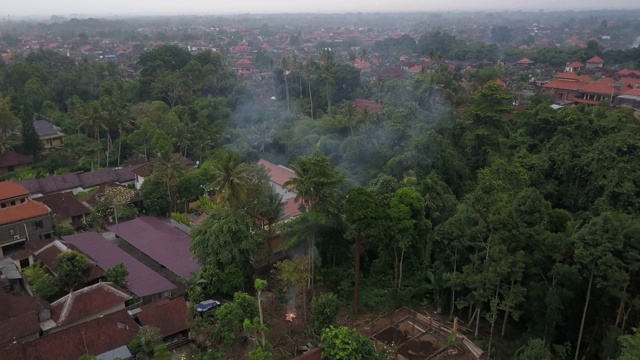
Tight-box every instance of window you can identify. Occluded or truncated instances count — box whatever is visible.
[9,228,15,236]
[44,233,52,240]
[10,200,15,206]
[35,220,44,229]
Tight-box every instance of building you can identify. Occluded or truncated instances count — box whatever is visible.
[586,56,605,69]
[37,192,90,229]
[616,88,640,110]
[0,150,32,175]
[33,240,105,287]
[0,182,53,260]
[110,216,200,279]
[0,277,52,347]
[134,297,192,347]
[565,61,584,73]
[65,232,176,304]
[33,120,64,150]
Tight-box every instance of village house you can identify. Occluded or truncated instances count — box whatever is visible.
[134,297,192,347]
[0,182,53,261]
[36,192,90,229]
[585,55,605,69]
[33,240,105,288]
[0,150,32,175]
[33,120,64,150]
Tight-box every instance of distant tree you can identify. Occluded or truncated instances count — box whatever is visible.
[19,102,43,159]
[321,326,378,360]
[140,173,171,216]
[0,98,20,152]
[311,293,341,331]
[517,339,552,360]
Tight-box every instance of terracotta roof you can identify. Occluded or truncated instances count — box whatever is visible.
[37,192,89,222]
[408,65,422,72]
[137,297,191,338]
[573,98,602,105]
[494,78,507,88]
[620,88,640,97]
[283,197,302,219]
[257,159,296,187]
[587,55,605,64]
[109,217,200,278]
[0,181,30,201]
[0,151,32,169]
[619,77,640,87]
[579,83,619,95]
[543,80,581,91]
[596,77,615,84]
[353,99,383,113]
[293,348,323,360]
[567,61,584,68]
[0,310,41,346]
[19,309,138,360]
[50,282,131,326]
[516,57,534,64]
[0,200,50,226]
[65,232,176,297]
[553,72,592,82]
[617,69,640,77]
[34,241,66,271]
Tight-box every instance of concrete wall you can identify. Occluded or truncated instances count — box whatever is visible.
[0,214,54,256]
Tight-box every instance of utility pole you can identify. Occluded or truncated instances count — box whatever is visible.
[113,202,119,225]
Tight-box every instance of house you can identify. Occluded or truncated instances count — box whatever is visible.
[572,83,620,105]
[37,192,90,229]
[586,56,605,69]
[515,58,534,66]
[110,216,200,279]
[6,309,139,360]
[33,240,105,286]
[565,61,584,73]
[65,232,176,304]
[0,279,52,347]
[0,182,53,260]
[353,99,383,113]
[16,165,140,196]
[0,150,32,175]
[616,88,640,110]
[494,79,507,88]
[33,120,64,150]
[135,297,192,347]
[47,282,131,334]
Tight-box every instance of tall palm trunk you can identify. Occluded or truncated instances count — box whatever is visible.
[308,81,314,120]
[284,69,291,113]
[575,266,595,360]
[501,279,515,337]
[117,127,123,168]
[398,247,406,289]
[353,234,362,313]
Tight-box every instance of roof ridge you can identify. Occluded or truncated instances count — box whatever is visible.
[57,290,75,324]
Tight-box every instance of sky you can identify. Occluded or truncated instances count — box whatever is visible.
[4,0,640,17]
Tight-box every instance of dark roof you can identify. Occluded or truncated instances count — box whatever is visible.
[292,348,323,360]
[110,217,199,278]
[34,241,105,282]
[16,165,140,195]
[32,120,64,138]
[137,297,191,338]
[65,232,176,297]
[0,150,32,168]
[50,282,131,326]
[0,291,50,346]
[37,192,90,222]
[19,309,138,360]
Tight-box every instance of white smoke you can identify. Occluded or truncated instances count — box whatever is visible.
[632,36,640,49]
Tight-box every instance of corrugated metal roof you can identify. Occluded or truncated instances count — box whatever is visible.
[64,232,176,297]
[109,217,200,279]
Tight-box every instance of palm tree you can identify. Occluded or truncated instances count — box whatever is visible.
[319,49,335,113]
[281,56,291,113]
[283,156,344,291]
[154,153,186,210]
[211,152,251,207]
[304,62,316,120]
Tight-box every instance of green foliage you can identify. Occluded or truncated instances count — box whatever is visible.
[517,339,551,360]
[321,326,378,360]
[619,328,640,360]
[53,224,75,237]
[311,293,341,331]
[234,291,259,321]
[171,212,191,225]
[23,264,58,301]
[141,173,171,215]
[19,102,43,158]
[214,303,245,349]
[55,250,90,291]
[129,326,163,357]
[104,263,129,289]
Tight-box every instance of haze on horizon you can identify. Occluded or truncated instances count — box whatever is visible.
[5,0,640,18]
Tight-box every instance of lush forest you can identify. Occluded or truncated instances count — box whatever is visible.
[3,37,640,359]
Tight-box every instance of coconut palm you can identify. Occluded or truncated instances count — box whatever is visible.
[211,152,251,207]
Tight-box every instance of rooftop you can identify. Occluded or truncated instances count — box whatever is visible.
[0,200,50,226]
[0,181,30,201]
[137,297,191,338]
[109,217,199,278]
[50,282,131,326]
[37,192,90,222]
[65,232,176,297]
[0,151,32,169]
[33,120,64,139]
[258,159,296,187]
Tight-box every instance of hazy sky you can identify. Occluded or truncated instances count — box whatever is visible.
[5,0,639,17]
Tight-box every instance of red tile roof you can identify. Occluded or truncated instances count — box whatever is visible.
[257,159,296,186]
[0,181,29,201]
[494,78,507,88]
[50,282,131,326]
[587,55,605,64]
[0,151,32,169]
[0,310,41,345]
[596,77,615,84]
[353,99,383,113]
[573,98,603,105]
[621,88,640,97]
[408,65,422,72]
[516,57,534,64]
[137,297,192,338]
[283,197,302,219]
[617,69,640,77]
[20,309,138,360]
[109,217,200,278]
[553,72,592,82]
[543,80,581,91]
[293,348,323,360]
[65,232,176,297]
[567,61,584,68]
[578,83,619,95]
[619,77,640,87]
[0,290,50,346]
[0,200,50,226]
